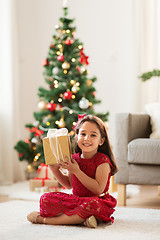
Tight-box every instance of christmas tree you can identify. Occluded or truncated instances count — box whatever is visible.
[14,4,109,174]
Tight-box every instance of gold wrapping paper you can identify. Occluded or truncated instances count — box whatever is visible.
[43,135,71,165]
[29,179,59,191]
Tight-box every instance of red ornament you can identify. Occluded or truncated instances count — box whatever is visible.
[50,44,55,48]
[26,127,44,136]
[42,59,49,66]
[19,153,24,157]
[58,104,63,110]
[47,103,57,111]
[25,138,30,143]
[93,91,96,97]
[57,54,64,62]
[64,39,74,45]
[64,91,73,100]
[76,66,80,71]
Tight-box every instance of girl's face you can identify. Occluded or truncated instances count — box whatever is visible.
[77,121,104,159]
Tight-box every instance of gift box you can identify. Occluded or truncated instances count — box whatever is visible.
[43,128,72,165]
[49,186,62,192]
[30,178,59,191]
[37,163,56,180]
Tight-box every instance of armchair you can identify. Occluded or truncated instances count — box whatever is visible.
[114,113,160,206]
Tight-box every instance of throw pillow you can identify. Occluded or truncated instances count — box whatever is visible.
[144,103,160,139]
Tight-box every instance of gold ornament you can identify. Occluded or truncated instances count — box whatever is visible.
[58,98,62,102]
[73,122,76,127]
[54,80,59,88]
[58,44,63,53]
[26,164,34,173]
[37,100,47,110]
[58,44,62,49]
[46,121,50,126]
[58,116,66,128]
[70,79,75,85]
[62,61,70,70]
[69,130,75,136]
[71,84,79,93]
[86,79,93,87]
[81,67,86,73]
[71,58,76,62]
[33,153,41,162]
[63,70,68,74]
[62,62,70,70]
[78,45,83,50]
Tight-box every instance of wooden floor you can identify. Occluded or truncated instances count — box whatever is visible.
[126,185,160,209]
[0,185,160,209]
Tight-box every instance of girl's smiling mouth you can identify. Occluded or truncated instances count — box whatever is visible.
[83,143,91,147]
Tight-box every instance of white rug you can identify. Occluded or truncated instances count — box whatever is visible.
[0,181,140,201]
[0,200,159,240]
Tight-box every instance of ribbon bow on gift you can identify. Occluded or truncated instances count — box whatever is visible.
[47,128,68,138]
[34,163,50,187]
[47,128,69,162]
[37,163,46,173]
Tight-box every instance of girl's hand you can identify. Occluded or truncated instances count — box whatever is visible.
[49,161,72,189]
[60,156,79,175]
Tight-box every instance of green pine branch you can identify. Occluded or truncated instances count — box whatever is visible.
[139,69,160,81]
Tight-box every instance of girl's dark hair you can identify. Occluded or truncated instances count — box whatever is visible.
[74,115,118,175]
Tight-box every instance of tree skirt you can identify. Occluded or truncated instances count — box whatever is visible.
[0,200,159,240]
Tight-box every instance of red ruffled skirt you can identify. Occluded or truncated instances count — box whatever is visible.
[40,192,117,223]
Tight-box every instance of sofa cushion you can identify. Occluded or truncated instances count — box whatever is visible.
[128,138,160,165]
[144,103,160,139]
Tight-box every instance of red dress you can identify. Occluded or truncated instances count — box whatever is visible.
[40,152,117,223]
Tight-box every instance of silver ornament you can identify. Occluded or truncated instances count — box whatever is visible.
[52,67,59,75]
[31,137,38,144]
[79,97,89,109]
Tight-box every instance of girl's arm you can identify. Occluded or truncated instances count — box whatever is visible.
[49,164,72,189]
[61,158,110,196]
[75,162,110,195]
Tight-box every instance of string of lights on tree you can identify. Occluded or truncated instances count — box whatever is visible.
[14,1,109,174]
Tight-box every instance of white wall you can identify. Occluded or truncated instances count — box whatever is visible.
[15,0,140,146]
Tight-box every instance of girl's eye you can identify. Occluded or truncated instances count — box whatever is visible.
[80,133,86,136]
[91,134,97,137]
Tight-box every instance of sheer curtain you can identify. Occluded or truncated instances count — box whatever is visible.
[134,0,160,110]
[0,0,25,184]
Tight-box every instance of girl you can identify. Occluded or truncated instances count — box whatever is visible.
[27,115,118,228]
